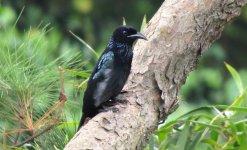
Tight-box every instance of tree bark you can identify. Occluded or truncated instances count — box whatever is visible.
[65,0,247,149]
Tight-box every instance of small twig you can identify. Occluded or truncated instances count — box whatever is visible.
[14,122,59,147]
[14,102,24,145]
[13,119,21,145]
[58,66,67,103]
[56,66,67,118]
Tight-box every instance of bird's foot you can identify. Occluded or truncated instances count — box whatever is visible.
[120,90,127,94]
[103,98,128,107]
[112,97,129,105]
[98,98,128,113]
[102,99,117,107]
[98,105,119,113]
[111,107,120,113]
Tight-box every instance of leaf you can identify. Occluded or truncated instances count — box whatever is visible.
[149,135,159,150]
[187,132,204,150]
[236,123,247,150]
[210,129,219,145]
[214,105,247,112]
[69,31,99,58]
[13,7,25,27]
[158,120,181,132]
[230,91,246,107]
[140,14,147,31]
[57,122,78,129]
[122,17,127,25]
[190,120,221,129]
[175,120,190,150]
[176,106,214,121]
[201,138,219,148]
[63,68,90,78]
[225,62,243,95]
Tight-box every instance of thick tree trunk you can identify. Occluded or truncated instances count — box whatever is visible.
[65,0,247,149]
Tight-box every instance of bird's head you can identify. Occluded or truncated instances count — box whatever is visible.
[112,25,147,45]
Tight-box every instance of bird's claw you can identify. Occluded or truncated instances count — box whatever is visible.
[111,107,119,113]
[103,100,117,107]
[117,99,129,105]
[98,105,119,113]
[120,90,127,94]
[112,97,129,105]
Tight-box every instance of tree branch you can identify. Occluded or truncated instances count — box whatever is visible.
[65,0,247,149]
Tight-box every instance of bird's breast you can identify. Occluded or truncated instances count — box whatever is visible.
[114,46,133,65]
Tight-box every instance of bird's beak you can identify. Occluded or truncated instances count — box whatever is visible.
[128,32,147,40]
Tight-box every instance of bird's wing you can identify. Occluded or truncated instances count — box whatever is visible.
[91,51,115,107]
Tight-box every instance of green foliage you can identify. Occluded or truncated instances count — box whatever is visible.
[148,64,247,150]
[0,7,90,149]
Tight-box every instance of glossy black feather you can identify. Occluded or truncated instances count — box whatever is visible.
[78,25,146,129]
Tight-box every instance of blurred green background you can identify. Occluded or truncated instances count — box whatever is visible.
[0,0,247,149]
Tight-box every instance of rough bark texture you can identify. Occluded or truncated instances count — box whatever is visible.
[65,0,247,149]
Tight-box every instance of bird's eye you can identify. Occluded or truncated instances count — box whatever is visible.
[123,30,127,35]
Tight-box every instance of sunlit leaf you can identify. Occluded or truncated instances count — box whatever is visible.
[214,105,247,112]
[122,17,127,25]
[140,14,147,31]
[225,62,244,95]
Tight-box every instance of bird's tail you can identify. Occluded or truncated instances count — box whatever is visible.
[77,109,98,131]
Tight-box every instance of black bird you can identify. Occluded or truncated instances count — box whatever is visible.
[78,25,147,129]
